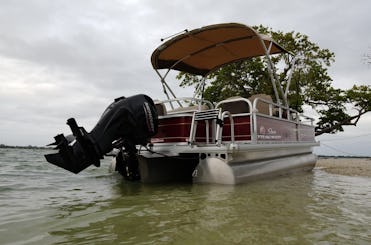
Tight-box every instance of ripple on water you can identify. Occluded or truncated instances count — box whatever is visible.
[0,149,370,244]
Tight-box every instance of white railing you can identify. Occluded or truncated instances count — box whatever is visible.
[158,97,214,115]
[215,96,315,144]
[158,95,316,146]
[216,111,235,146]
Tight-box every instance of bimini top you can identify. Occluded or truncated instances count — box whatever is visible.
[151,23,289,76]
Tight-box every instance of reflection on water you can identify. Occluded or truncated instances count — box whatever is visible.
[0,149,370,244]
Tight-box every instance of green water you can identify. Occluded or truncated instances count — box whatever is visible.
[0,148,370,244]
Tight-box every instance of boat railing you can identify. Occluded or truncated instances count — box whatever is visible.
[156,97,214,115]
[252,97,315,124]
[297,114,315,126]
[252,97,289,118]
[215,97,252,115]
[213,97,252,143]
[155,95,316,146]
[216,111,235,146]
[213,95,316,144]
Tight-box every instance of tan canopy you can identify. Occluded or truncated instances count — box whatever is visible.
[151,23,289,76]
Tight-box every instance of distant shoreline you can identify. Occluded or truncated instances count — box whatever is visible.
[0,144,47,149]
[318,155,371,159]
[1,145,370,177]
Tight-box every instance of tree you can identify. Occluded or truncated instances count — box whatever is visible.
[177,25,371,136]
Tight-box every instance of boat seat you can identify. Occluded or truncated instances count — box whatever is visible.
[219,96,250,114]
[154,102,167,116]
[248,94,273,115]
[167,104,209,114]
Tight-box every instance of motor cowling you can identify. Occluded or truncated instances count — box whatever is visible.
[45,94,158,174]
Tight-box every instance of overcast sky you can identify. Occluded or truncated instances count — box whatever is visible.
[0,0,370,156]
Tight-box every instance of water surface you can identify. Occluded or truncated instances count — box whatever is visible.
[0,148,370,244]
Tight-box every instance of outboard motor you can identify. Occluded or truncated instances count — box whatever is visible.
[45,94,158,177]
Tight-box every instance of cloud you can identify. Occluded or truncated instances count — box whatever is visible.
[0,0,370,153]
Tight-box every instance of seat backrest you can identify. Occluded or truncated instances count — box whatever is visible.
[248,94,272,115]
[155,102,167,116]
[219,96,250,114]
[167,104,210,114]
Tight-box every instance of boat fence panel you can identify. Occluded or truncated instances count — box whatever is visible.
[221,115,251,142]
[298,124,316,142]
[150,96,315,145]
[255,116,297,141]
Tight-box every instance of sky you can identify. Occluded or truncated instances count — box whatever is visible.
[0,0,370,156]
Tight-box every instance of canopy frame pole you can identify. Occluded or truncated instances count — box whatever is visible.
[259,39,288,106]
[269,41,288,107]
[193,77,206,99]
[154,54,195,109]
[260,40,281,105]
[193,77,207,110]
[154,69,182,109]
[284,55,298,98]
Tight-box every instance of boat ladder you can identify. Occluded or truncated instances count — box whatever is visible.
[189,109,234,146]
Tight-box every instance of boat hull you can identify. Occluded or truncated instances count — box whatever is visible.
[193,153,317,185]
[137,142,318,184]
[138,154,199,183]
